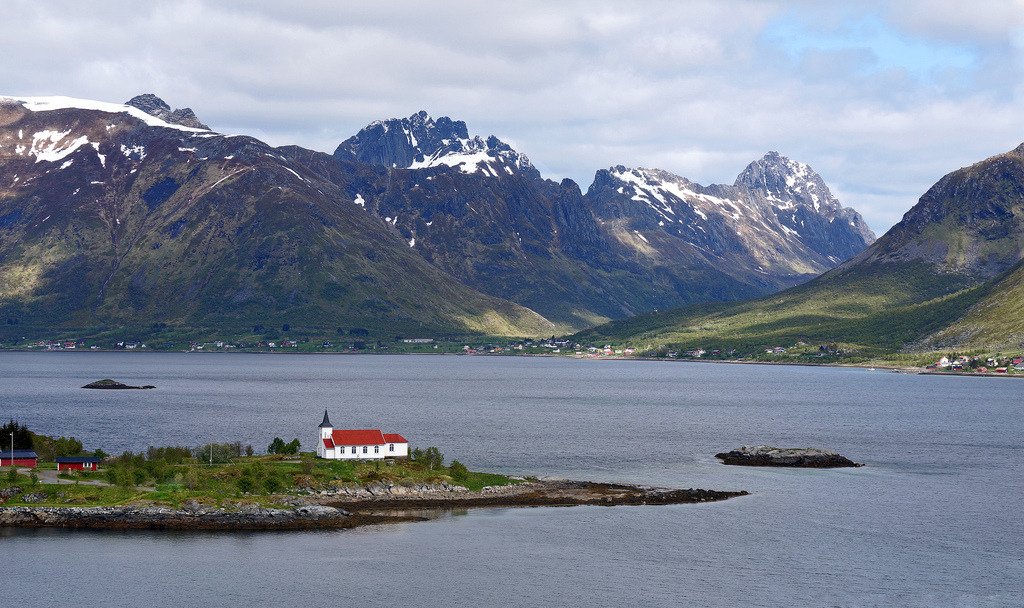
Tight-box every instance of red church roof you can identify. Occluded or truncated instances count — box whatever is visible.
[331,429,386,446]
[383,433,408,444]
[322,438,335,449]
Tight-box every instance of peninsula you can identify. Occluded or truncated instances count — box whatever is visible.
[0,453,746,531]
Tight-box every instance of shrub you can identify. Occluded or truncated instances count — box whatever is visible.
[449,460,469,482]
[194,442,242,464]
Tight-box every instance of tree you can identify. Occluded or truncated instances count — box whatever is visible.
[413,446,444,471]
[1,420,32,449]
[30,434,84,461]
[284,439,301,455]
[449,460,469,482]
[267,437,286,454]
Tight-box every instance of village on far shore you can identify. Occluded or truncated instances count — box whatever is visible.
[6,333,1024,377]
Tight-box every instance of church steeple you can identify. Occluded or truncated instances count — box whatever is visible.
[319,410,332,428]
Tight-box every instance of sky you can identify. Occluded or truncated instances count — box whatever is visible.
[2,0,1023,234]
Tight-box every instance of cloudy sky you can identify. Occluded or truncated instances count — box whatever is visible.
[3,0,1023,233]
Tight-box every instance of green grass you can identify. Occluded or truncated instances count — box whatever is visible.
[0,456,519,509]
[575,260,990,359]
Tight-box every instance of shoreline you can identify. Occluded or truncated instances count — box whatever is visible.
[0,480,748,532]
[2,348,1021,379]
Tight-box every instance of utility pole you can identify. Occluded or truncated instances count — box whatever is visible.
[209,443,213,466]
[9,432,13,468]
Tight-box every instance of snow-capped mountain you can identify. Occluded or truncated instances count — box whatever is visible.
[334,110,534,177]
[0,95,878,341]
[0,95,552,340]
[587,154,875,282]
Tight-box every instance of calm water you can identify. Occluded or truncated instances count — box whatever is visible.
[1,352,1022,607]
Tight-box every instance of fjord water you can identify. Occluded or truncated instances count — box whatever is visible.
[1,353,1021,607]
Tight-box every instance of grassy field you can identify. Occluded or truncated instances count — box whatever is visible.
[0,454,520,509]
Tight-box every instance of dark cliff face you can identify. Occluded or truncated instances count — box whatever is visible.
[853,143,1024,279]
[334,111,468,168]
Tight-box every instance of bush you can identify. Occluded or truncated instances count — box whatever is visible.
[30,433,84,461]
[194,442,242,464]
[449,460,469,482]
[146,446,193,464]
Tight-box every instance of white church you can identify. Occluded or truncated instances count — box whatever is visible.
[316,410,409,460]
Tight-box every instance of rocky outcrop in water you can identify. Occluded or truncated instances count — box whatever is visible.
[715,445,862,468]
[82,379,155,389]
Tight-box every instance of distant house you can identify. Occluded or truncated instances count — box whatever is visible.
[56,456,100,471]
[315,410,408,460]
[0,450,38,467]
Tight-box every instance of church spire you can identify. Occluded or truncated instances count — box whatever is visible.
[319,410,332,428]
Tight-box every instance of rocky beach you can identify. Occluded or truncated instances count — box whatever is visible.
[0,480,748,531]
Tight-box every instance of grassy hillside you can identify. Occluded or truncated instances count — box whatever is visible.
[921,261,1024,352]
[576,261,986,358]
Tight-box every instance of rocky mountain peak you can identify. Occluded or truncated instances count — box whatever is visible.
[734,151,839,212]
[125,93,209,130]
[334,112,533,177]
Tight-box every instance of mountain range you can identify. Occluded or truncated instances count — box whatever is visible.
[581,142,1024,356]
[0,94,874,342]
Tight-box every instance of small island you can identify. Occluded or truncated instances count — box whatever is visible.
[82,379,156,390]
[715,445,863,468]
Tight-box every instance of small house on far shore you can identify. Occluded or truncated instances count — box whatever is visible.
[56,456,100,471]
[0,450,38,467]
[315,410,409,460]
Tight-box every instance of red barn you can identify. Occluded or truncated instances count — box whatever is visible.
[56,456,100,471]
[0,450,38,467]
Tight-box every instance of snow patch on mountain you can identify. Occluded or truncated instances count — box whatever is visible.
[1,95,212,133]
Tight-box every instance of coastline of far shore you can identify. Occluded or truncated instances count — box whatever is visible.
[4,347,1021,379]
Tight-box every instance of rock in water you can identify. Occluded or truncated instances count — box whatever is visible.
[715,445,862,468]
[82,379,155,390]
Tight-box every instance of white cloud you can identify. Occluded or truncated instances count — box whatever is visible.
[1,0,1022,233]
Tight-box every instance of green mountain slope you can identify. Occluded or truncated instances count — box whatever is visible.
[921,260,1024,351]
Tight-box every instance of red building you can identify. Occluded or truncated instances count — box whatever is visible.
[56,456,100,471]
[0,450,38,467]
